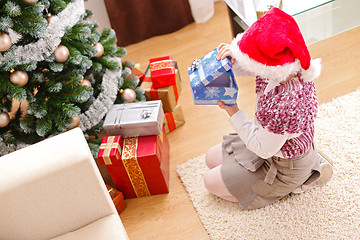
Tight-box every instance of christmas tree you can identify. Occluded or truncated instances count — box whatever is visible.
[0,0,145,156]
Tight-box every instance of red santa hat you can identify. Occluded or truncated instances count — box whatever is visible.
[230,7,321,93]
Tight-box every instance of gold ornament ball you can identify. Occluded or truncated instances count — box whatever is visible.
[54,45,70,62]
[80,79,91,87]
[10,70,28,87]
[46,13,54,23]
[0,33,12,52]
[121,88,136,103]
[22,0,38,3]
[94,42,104,58]
[0,112,10,128]
[70,115,81,129]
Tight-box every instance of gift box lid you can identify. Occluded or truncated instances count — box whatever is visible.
[149,56,174,70]
[103,100,164,130]
[145,61,179,76]
[188,48,233,87]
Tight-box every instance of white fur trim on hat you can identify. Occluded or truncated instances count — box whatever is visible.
[301,58,322,82]
[230,33,322,93]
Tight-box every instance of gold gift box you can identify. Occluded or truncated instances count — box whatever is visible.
[163,103,185,133]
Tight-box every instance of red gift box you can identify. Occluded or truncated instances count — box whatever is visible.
[149,56,176,89]
[106,184,126,215]
[130,67,145,87]
[98,136,122,165]
[98,129,170,199]
[131,67,145,81]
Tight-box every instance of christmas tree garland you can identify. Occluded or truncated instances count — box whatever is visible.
[79,58,121,131]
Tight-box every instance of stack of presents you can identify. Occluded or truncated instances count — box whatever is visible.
[97,48,238,215]
[96,56,185,215]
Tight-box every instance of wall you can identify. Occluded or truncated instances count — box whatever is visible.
[84,0,111,30]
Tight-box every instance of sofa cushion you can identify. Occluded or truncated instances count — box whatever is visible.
[51,214,128,240]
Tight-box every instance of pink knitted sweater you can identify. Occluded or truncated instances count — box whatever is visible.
[255,74,318,159]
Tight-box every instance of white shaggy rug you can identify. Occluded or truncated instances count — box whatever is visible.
[177,89,360,240]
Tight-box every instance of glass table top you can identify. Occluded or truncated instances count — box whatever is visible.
[223,0,360,45]
[282,0,334,16]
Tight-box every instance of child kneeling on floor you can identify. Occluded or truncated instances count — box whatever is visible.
[204,7,333,210]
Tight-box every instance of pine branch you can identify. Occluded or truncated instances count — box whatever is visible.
[35,115,52,136]
[92,62,102,72]
[3,2,22,17]
[94,57,120,70]
[19,114,35,134]
[116,47,127,58]
[48,0,71,14]
[59,87,91,103]
[63,39,96,56]
[26,97,48,119]
[49,62,64,72]
[0,16,14,32]
[12,10,47,38]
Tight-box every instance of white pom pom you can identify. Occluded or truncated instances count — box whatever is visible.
[302,58,322,82]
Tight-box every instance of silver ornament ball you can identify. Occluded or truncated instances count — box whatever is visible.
[121,88,136,103]
[54,45,70,62]
[0,112,10,128]
[10,70,28,87]
[0,33,12,52]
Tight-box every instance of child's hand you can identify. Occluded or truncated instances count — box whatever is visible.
[218,101,239,117]
[217,43,235,64]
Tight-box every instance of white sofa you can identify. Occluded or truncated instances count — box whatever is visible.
[0,128,129,240]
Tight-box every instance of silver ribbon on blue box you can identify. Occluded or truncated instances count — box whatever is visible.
[190,59,200,71]
[187,48,238,105]
[103,100,164,137]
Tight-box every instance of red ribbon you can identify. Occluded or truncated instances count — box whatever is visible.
[143,77,160,100]
[143,77,178,101]
[165,112,176,132]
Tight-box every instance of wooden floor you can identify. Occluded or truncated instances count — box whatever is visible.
[121,2,360,239]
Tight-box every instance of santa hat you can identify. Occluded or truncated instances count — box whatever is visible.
[230,7,321,93]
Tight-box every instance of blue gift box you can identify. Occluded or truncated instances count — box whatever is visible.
[188,48,238,105]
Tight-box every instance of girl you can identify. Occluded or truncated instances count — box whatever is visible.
[203,7,333,209]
